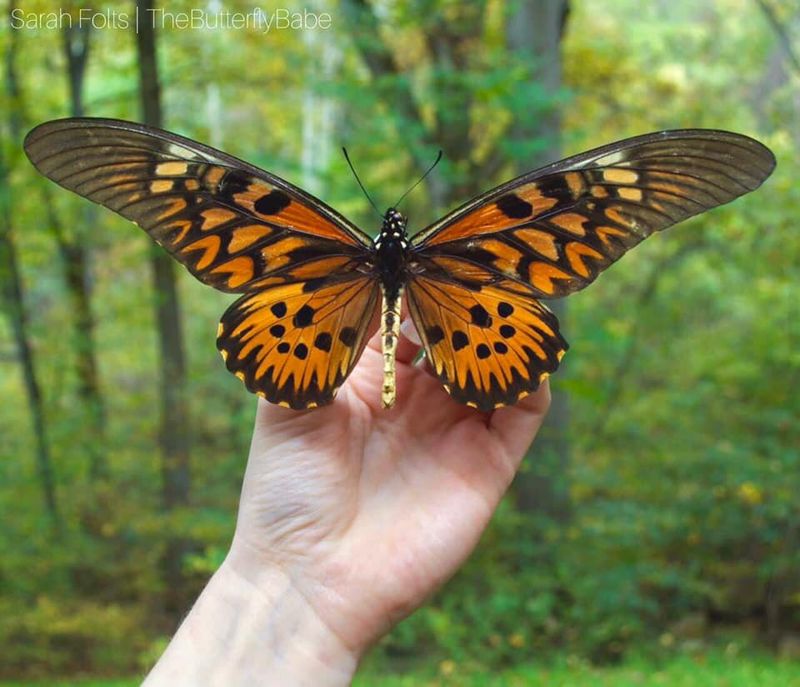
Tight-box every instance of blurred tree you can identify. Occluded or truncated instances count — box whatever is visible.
[57,22,108,479]
[135,0,192,617]
[505,0,572,523]
[1,3,59,526]
[342,0,512,209]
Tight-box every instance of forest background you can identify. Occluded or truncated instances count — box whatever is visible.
[0,0,797,683]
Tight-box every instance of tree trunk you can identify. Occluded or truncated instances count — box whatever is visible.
[341,0,454,210]
[60,22,108,480]
[2,4,59,526]
[135,0,192,617]
[301,24,340,196]
[0,161,60,526]
[506,0,572,522]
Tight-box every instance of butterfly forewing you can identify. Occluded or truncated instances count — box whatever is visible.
[413,130,776,298]
[23,118,372,293]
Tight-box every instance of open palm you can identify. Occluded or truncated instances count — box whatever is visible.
[228,320,550,655]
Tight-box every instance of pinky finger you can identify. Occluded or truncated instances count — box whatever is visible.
[487,380,552,464]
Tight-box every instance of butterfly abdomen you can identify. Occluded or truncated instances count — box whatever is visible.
[380,288,403,408]
[374,208,410,408]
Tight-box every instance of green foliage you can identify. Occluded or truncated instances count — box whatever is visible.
[0,597,147,678]
[358,649,800,686]
[2,647,799,685]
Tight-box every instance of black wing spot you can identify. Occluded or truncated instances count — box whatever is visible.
[452,331,469,351]
[425,325,445,345]
[476,343,491,359]
[277,342,291,354]
[499,324,516,339]
[497,302,514,318]
[469,304,492,327]
[293,343,309,360]
[339,327,357,347]
[271,302,287,318]
[270,324,285,338]
[496,193,533,219]
[254,190,291,215]
[314,332,332,352]
[493,341,509,354]
[293,304,315,327]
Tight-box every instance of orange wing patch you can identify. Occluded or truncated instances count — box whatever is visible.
[414,180,567,246]
[227,182,365,246]
[407,275,567,411]
[217,276,380,409]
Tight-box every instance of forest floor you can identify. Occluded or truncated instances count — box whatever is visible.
[2,649,799,686]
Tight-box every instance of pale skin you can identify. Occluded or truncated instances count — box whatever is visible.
[143,318,551,686]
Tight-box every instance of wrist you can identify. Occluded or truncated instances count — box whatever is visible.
[144,549,358,686]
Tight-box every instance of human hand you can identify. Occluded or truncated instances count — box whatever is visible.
[145,319,550,686]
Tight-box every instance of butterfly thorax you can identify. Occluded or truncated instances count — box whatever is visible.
[374,207,410,299]
[374,208,409,409]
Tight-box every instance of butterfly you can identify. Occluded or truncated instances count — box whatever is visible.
[24,119,775,411]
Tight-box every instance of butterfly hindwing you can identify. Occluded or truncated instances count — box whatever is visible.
[23,118,372,293]
[218,274,380,409]
[413,130,776,298]
[407,276,567,411]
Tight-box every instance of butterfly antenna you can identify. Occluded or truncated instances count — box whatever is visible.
[394,150,443,208]
[342,147,382,219]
